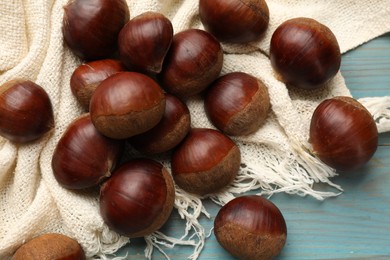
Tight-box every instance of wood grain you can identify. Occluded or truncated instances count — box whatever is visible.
[118,33,390,259]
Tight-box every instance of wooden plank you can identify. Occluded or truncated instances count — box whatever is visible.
[118,33,390,259]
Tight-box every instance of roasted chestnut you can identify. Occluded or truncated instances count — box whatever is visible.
[63,0,130,60]
[205,72,270,136]
[100,158,175,238]
[214,195,287,260]
[52,114,124,189]
[0,79,54,143]
[199,0,269,43]
[171,128,240,196]
[129,93,191,154]
[118,11,173,74]
[270,17,341,89]
[159,29,223,98]
[309,96,378,172]
[70,59,126,110]
[89,72,166,139]
[12,233,86,260]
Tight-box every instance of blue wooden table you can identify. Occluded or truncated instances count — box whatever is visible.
[119,33,390,259]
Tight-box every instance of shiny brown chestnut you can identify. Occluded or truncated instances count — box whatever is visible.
[12,233,86,260]
[199,0,269,43]
[309,96,378,172]
[270,17,341,89]
[63,0,130,61]
[52,114,124,189]
[214,195,287,260]
[0,79,54,143]
[171,128,240,196]
[118,12,173,74]
[159,29,223,98]
[129,93,191,154]
[70,59,126,110]
[205,72,270,136]
[99,158,175,238]
[89,72,166,139]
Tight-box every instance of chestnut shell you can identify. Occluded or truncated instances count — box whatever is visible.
[309,96,378,172]
[214,195,287,259]
[99,158,175,238]
[159,29,223,98]
[129,93,191,154]
[89,72,166,139]
[118,11,173,74]
[70,59,126,110]
[205,72,270,136]
[270,17,341,89]
[52,114,124,189]
[63,0,130,61]
[171,128,241,196]
[199,0,269,43]
[0,79,54,143]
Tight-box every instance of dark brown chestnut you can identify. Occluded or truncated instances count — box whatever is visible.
[205,72,270,136]
[0,79,54,143]
[52,114,124,189]
[70,59,126,110]
[214,195,287,260]
[118,11,173,74]
[199,0,269,43]
[63,0,130,61]
[309,96,378,172]
[12,233,86,260]
[99,158,175,238]
[89,72,166,139]
[159,29,223,98]
[270,17,341,89]
[171,128,240,196]
[129,93,191,154]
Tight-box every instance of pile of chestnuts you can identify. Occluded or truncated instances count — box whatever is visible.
[1,0,379,259]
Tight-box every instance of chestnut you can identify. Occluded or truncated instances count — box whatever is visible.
[62,0,130,61]
[129,93,191,154]
[70,59,126,111]
[205,72,270,136]
[270,17,341,89]
[171,128,240,196]
[214,195,287,260]
[52,114,124,189]
[99,158,175,238]
[159,29,223,98]
[0,79,54,143]
[199,0,269,43]
[89,72,166,139]
[118,11,173,74]
[12,233,86,260]
[309,96,378,172]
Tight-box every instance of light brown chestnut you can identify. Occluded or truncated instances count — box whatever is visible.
[70,59,126,110]
[99,158,175,238]
[214,195,287,260]
[205,72,270,136]
[89,72,166,139]
[62,0,130,60]
[199,0,269,43]
[0,79,54,143]
[270,17,341,89]
[12,233,86,260]
[171,128,240,196]
[309,96,378,172]
[52,114,124,189]
[129,93,191,154]
[159,29,223,98]
[118,12,173,74]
